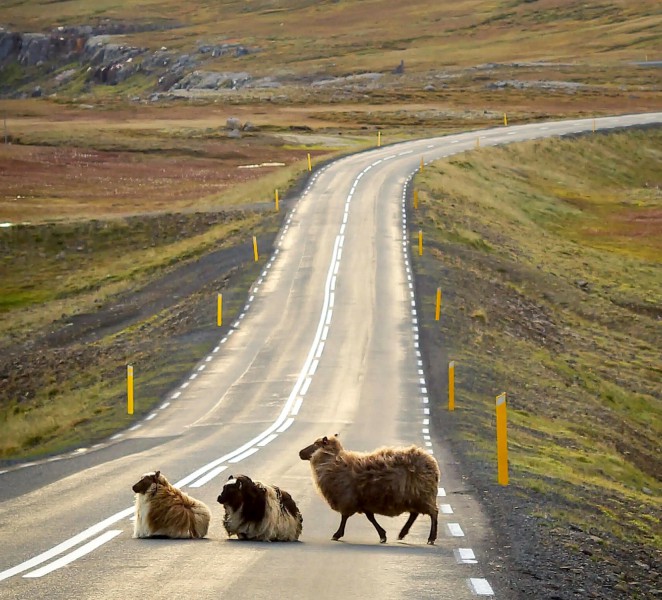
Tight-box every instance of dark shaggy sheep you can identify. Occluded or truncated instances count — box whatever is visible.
[299,435,440,544]
[217,474,303,541]
[131,470,211,539]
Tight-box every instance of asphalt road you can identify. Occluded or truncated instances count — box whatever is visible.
[1,112,660,600]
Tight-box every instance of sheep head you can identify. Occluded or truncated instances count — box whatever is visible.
[217,474,267,524]
[131,470,161,494]
[299,434,341,460]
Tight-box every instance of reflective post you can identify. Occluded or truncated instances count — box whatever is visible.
[448,361,455,411]
[496,392,509,485]
[127,365,134,415]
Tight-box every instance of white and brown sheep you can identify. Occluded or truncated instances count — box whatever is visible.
[217,474,303,542]
[132,470,211,539]
[299,435,440,544]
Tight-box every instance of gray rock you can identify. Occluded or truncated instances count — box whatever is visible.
[18,33,50,66]
[226,117,242,130]
[54,68,77,85]
[172,71,251,91]
[0,30,21,61]
[227,128,242,139]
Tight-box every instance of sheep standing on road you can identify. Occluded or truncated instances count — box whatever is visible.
[299,435,440,545]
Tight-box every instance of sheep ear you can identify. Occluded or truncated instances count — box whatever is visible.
[154,470,160,480]
[334,433,339,437]
[322,436,328,444]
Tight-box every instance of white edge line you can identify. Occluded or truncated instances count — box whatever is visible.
[23,530,123,578]
[0,507,133,581]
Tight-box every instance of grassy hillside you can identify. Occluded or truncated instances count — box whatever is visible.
[413,126,661,591]
[2,0,661,113]
[4,0,661,68]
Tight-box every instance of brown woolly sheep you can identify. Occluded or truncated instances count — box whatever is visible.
[299,435,440,544]
[132,471,211,539]
[217,474,303,541]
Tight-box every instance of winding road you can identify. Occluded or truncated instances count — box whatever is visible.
[1,113,660,600]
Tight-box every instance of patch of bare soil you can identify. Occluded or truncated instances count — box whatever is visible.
[0,137,323,222]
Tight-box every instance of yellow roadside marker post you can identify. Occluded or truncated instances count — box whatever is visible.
[378,131,381,147]
[217,293,223,327]
[127,365,134,415]
[307,153,312,171]
[420,157,424,173]
[496,392,509,485]
[418,230,423,256]
[448,361,455,411]
[503,113,508,126]
[435,287,442,321]
[413,189,418,209]
[275,189,279,212]
[253,236,259,262]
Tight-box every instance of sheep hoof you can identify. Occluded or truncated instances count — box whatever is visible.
[427,540,435,546]
[380,537,387,544]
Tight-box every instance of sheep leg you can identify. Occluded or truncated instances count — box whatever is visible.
[365,511,387,544]
[332,515,350,541]
[398,512,419,540]
[427,508,439,545]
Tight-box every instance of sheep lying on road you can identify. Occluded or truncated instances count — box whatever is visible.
[299,435,440,544]
[217,474,303,541]
[132,470,211,539]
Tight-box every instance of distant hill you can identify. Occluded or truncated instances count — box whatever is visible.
[1,0,660,100]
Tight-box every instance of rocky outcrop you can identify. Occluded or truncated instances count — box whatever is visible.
[0,22,155,67]
[0,21,262,95]
[197,42,250,58]
[82,35,146,85]
[170,70,252,91]
[0,30,21,62]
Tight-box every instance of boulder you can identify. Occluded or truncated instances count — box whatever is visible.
[226,117,242,130]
